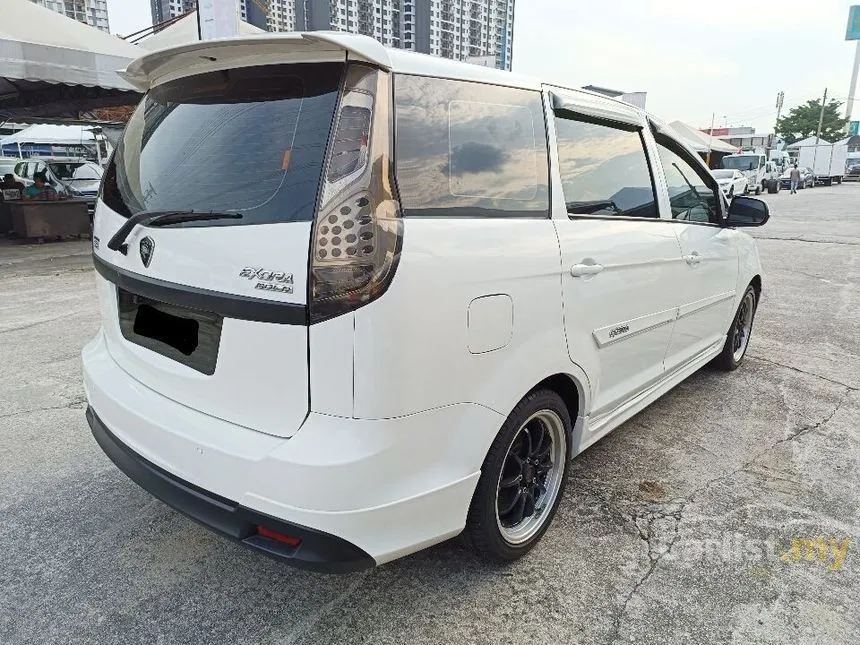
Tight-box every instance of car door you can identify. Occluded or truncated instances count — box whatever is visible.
[548,95,686,419]
[650,126,739,372]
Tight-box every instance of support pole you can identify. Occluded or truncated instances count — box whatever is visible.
[706,113,714,168]
[847,40,860,128]
[816,87,828,144]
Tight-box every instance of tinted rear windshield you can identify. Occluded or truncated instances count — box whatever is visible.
[102,62,343,225]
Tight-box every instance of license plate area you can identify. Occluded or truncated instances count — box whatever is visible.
[117,288,223,375]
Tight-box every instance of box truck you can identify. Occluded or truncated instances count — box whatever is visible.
[798,143,848,185]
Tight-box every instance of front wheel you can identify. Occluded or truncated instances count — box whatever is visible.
[728,186,734,198]
[755,184,762,195]
[464,389,571,561]
[713,285,757,371]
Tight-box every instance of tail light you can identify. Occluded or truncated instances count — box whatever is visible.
[309,64,403,324]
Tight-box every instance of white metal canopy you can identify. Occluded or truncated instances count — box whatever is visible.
[0,123,98,146]
[0,0,142,117]
[667,120,738,154]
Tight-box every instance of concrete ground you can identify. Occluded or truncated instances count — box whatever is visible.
[1,184,858,644]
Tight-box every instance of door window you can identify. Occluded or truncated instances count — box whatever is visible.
[553,114,657,218]
[654,137,721,224]
[394,75,549,218]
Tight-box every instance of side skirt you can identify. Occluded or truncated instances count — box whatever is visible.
[574,337,724,455]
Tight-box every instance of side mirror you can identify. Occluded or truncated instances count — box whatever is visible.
[727,196,769,227]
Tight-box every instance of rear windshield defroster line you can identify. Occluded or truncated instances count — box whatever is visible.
[93,255,308,326]
[102,62,344,227]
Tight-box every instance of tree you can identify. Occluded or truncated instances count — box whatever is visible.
[776,99,848,143]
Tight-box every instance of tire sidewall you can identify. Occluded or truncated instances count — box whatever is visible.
[467,389,572,560]
[725,285,758,369]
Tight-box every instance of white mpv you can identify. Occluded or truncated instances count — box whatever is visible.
[83,33,769,572]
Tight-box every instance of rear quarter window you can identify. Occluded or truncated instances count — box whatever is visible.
[393,75,549,218]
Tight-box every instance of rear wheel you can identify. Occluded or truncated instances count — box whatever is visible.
[713,285,757,371]
[464,389,571,561]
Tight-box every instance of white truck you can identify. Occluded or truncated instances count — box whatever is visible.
[721,152,781,194]
[798,143,848,186]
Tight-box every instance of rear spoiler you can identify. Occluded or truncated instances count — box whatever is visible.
[119,32,392,92]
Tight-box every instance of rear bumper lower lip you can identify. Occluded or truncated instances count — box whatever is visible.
[86,406,375,573]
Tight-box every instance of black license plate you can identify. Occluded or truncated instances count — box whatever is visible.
[117,289,223,375]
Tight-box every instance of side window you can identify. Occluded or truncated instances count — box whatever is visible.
[654,138,721,224]
[554,114,657,218]
[394,75,549,217]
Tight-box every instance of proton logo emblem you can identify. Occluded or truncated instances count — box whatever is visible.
[139,236,155,268]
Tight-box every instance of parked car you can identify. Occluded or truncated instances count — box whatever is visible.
[0,157,31,186]
[712,169,748,197]
[721,153,767,194]
[14,157,102,214]
[779,166,815,190]
[846,163,860,180]
[84,33,770,572]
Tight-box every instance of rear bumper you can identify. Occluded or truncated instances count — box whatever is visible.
[87,406,373,573]
[82,330,495,566]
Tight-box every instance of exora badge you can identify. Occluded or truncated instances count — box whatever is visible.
[139,236,155,268]
[239,267,294,294]
[609,324,630,339]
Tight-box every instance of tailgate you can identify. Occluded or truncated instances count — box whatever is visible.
[93,210,310,438]
[88,57,346,438]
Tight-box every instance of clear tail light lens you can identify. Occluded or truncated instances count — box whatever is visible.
[310,64,402,324]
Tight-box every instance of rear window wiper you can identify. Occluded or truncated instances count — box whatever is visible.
[148,211,243,228]
[107,211,243,255]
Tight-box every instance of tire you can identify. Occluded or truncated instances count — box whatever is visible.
[755,184,762,195]
[728,186,734,198]
[713,285,757,371]
[464,389,572,561]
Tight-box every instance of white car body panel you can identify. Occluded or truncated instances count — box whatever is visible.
[83,33,765,569]
[352,218,567,421]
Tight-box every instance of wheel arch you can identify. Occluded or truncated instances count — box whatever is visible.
[750,274,762,302]
[529,373,584,425]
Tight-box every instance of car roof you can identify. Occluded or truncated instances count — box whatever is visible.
[123,31,648,127]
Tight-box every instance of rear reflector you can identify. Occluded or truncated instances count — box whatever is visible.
[256,525,302,548]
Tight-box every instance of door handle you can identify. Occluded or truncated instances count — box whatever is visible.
[570,262,604,277]
[684,251,701,266]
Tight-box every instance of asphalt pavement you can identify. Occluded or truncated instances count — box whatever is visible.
[1,183,858,644]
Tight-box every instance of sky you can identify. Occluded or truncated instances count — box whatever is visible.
[107,0,860,133]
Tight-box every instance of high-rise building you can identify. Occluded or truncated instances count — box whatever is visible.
[149,0,516,70]
[31,0,110,32]
[151,0,268,30]
[294,0,515,70]
[150,0,197,25]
